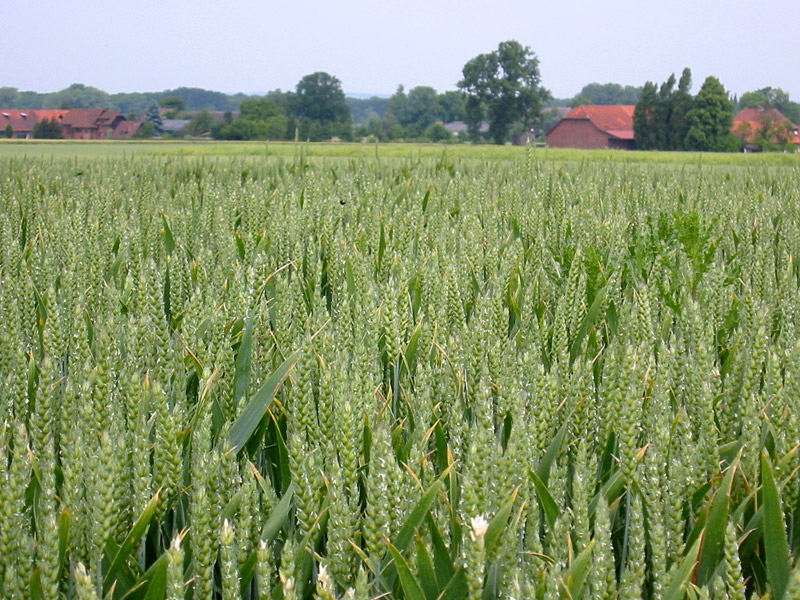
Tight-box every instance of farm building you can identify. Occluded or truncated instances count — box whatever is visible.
[1,110,44,139]
[59,109,126,139]
[546,105,636,149]
[1,108,140,139]
[444,120,489,136]
[733,108,800,152]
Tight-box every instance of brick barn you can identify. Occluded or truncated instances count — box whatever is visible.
[546,105,636,149]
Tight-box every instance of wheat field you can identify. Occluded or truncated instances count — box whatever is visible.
[0,150,798,599]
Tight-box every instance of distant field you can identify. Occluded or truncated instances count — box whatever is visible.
[2,138,800,165]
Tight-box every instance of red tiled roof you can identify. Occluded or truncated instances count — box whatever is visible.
[113,120,142,138]
[561,105,635,138]
[35,110,69,122]
[733,108,800,145]
[606,129,635,140]
[91,109,123,126]
[2,108,130,139]
[1,109,38,134]
[733,108,788,124]
[62,109,95,129]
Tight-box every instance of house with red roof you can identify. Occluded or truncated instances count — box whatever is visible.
[733,108,800,152]
[2,110,40,138]
[1,108,135,139]
[112,119,142,138]
[60,109,126,139]
[546,105,636,150]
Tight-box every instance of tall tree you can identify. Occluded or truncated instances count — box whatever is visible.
[655,73,676,148]
[668,68,693,150]
[144,101,164,136]
[685,76,736,152]
[634,81,659,149]
[32,117,63,139]
[437,91,466,122]
[406,86,440,130]
[290,72,351,141]
[634,69,693,150]
[291,72,350,123]
[384,85,410,130]
[458,40,550,144]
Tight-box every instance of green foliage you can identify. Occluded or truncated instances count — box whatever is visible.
[0,86,20,107]
[134,121,155,138]
[387,86,442,132]
[574,81,642,105]
[438,90,467,122]
[426,122,452,142]
[634,68,693,150]
[33,116,64,139]
[185,109,214,136]
[239,97,281,122]
[634,81,659,149]
[143,100,164,136]
[159,95,185,111]
[212,97,289,141]
[569,94,592,108]
[289,71,352,141]
[346,96,389,125]
[458,40,551,143]
[44,83,111,109]
[685,76,737,151]
[637,70,740,152]
[4,123,12,138]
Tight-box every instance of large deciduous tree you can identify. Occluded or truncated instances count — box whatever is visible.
[290,72,352,141]
[385,85,442,137]
[685,76,737,152]
[458,40,550,144]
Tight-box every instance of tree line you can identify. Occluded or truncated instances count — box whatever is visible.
[633,69,739,151]
[633,70,800,152]
[4,43,799,146]
[0,84,251,114]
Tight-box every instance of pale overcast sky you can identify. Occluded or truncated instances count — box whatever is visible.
[3,0,798,100]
